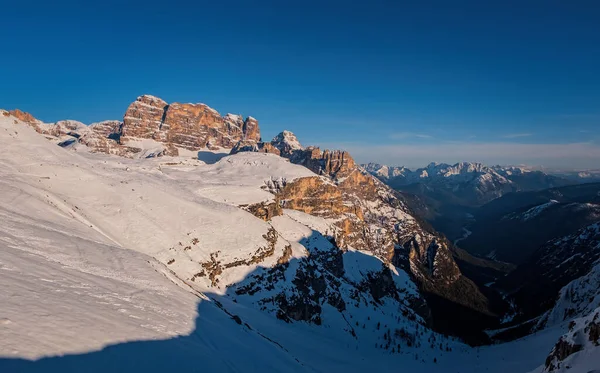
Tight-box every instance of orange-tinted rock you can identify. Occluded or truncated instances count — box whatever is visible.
[289,147,356,180]
[9,109,37,124]
[277,176,350,218]
[242,116,261,142]
[121,95,167,139]
[89,120,122,138]
[231,140,280,156]
[121,95,261,151]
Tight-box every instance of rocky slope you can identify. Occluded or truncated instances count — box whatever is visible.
[461,183,600,264]
[496,222,600,325]
[8,94,261,158]
[542,305,600,373]
[7,101,495,340]
[531,232,600,373]
[2,105,599,371]
[231,131,496,341]
[364,162,573,244]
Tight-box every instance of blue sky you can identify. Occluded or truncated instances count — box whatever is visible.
[1,0,599,168]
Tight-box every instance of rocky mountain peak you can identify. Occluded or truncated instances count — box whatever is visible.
[8,95,263,159]
[8,109,39,124]
[120,94,262,152]
[271,130,303,156]
[242,116,261,142]
[138,94,168,107]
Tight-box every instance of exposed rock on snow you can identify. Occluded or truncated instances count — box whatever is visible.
[122,94,261,151]
[2,106,597,372]
[11,95,264,159]
[542,307,600,373]
[229,132,490,320]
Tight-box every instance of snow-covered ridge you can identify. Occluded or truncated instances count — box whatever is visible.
[0,111,442,370]
[2,110,596,372]
[505,200,560,221]
[364,161,511,184]
[364,161,573,206]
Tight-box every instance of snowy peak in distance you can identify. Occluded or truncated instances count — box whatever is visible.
[364,161,574,206]
[271,130,304,153]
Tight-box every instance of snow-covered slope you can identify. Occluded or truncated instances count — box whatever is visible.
[0,112,311,371]
[537,307,600,373]
[0,110,590,372]
[532,254,600,372]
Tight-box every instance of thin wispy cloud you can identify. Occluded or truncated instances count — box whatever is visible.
[389,132,433,140]
[501,133,533,139]
[315,141,600,169]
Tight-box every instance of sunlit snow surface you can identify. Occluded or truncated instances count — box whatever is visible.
[0,112,593,372]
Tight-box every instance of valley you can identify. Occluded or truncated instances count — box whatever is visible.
[0,98,598,372]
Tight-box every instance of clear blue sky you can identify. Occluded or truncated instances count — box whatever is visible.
[1,0,599,168]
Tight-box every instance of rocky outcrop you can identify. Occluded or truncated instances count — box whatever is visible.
[230,131,490,323]
[240,201,282,221]
[231,140,280,156]
[242,116,261,142]
[271,130,303,156]
[543,308,600,372]
[121,95,168,139]
[233,131,357,180]
[10,94,262,158]
[277,176,349,219]
[121,95,261,151]
[89,120,122,138]
[8,109,37,124]
[544,337,583,371]
[292,148,357,179]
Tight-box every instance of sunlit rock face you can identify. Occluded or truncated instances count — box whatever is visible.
[122,95,261,151]
[12,95,263,158]
[231,131,489,319]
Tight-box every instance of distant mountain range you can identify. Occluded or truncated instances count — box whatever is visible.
[363,162,584,245]
[2,97,599,372]
[364,162,576,207]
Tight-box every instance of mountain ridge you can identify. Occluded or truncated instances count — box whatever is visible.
[3,96,599,372]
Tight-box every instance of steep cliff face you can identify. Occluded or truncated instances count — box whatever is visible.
[121,94,167,139]
[232,131,492,334]
[121,95,261,152]
[10,95,262,158]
